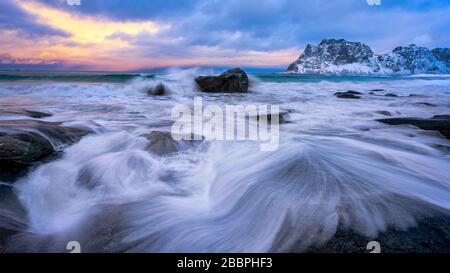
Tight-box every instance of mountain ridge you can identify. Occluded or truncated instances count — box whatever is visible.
[287,39,450,75]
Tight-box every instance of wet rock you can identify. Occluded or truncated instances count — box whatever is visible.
[0,120,91,180]
[375,110,392,116]
[144,131,180,156]
[334,91,361,99]
[377,115,450,139]
[248,111,290,124]
[409,94,427,98]
[415,102,437,107]
[0,109,52,118]
[346,90,363,95]
[370,89,385,92]
[143,131,203,156]
[0,185,28,252]
[147,82,168,96]
[308,215,450,253]
[0,132,54,170]
[385,93,399,97]
[195,68,249,93]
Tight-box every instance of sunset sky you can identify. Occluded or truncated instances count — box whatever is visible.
[1,0,449,71]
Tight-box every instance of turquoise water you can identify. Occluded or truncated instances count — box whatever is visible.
[0,71,155,82]
[1,71,449,83]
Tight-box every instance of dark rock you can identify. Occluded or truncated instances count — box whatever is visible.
[385,93,398,97]
[334,91,361,99]
[0,120,91,180]
[0,185,28,253]
[370,89,385,92]
[0,109,52,118]
[415,102,437,107]
[377,115,450,139]
[248,111,290,124]
[308,215,450,253]
[147,82,168,96]
[0,132,53,169]
[195,68,249,93]
[346,90,363,95]
[143,131,203,157]
[375,110,392,116]
[144,131,180,156]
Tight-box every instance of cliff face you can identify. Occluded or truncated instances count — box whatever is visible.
[287,39,450,75]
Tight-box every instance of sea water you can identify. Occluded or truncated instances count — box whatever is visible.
[0,71,450,252]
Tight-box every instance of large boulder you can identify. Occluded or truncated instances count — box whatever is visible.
[195,68,249,93]
[377,115,450,139]
[0,120,91,180]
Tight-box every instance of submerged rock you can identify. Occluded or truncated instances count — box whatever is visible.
[377,115,450,139]
[144,131,180,156]
[195,68,249,93]
[143,131,203,156]
[147,82,169,96]
[375,110,392,116]
[248,111,291,124]
[414,102,437,107]
[0,120,91,180]
[0,109,52,118]
[334,91,361,99]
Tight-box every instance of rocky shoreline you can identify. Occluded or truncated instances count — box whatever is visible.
[1,71,450,253]
[308,215,450,253]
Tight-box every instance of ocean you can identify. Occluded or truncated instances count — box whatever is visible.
[1,70,450,252]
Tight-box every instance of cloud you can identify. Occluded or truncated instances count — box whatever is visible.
[0,0,69,38]
[54,0,450,52]
[30,0,198,21]
[0,53,66,70]
[2,0,450,70]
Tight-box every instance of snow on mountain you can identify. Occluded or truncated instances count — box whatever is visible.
[287,39,450,75]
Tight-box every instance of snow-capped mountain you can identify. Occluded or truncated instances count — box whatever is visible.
[287,39,450,75]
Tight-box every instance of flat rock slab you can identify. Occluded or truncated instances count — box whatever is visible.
[0,109,52,118]
[377,115,450,139]
[0,119,91,180]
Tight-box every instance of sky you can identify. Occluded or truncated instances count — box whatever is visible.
[0,0,449,71]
